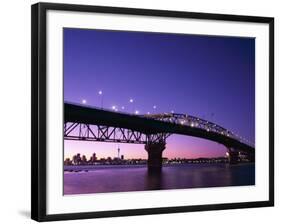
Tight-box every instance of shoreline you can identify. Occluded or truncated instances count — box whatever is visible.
[64,162,255,173]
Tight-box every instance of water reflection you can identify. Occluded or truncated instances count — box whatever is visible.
[145,169,164,190]
[64,163,255,195]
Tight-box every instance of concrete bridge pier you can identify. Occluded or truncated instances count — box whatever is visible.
[145,142,166,172]
[248,151,255,163]
[227,147,239,164]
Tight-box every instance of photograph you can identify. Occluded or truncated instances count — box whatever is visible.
[63,28,256,195]
[31,2,274,221]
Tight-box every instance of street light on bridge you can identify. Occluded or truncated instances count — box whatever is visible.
[82,99,87,104]
[98,90,103,109]
[153,105,157,114]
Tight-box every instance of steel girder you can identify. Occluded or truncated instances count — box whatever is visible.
[143,113,254,147]
[64,122,170,144]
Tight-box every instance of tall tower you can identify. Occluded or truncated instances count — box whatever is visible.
[117,145,120,159]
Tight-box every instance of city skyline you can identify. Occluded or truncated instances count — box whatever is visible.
[64,28,255,160]
[64,135,231,160]
[64,149,230,162]
[64,151,233,167]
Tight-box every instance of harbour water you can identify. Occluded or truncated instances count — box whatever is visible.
[64,163,255,195]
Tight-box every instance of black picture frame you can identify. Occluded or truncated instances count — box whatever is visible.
[31,2,274,222]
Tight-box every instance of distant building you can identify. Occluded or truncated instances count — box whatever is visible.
[121,155,124,160]
[117,146,120,158]
[81,155,87,165]
[90,153,97,163]
[72,153,82,165]
[64,158,72,166]
[162,157,168,164]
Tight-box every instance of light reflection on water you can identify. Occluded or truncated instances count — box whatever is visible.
[63,163,255,195]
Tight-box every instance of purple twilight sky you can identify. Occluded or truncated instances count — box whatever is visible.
[63,28,255,160]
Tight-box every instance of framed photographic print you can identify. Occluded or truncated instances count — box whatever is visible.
[31,2,274,222]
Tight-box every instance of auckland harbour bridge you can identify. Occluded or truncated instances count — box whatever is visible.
[64,102,255,171]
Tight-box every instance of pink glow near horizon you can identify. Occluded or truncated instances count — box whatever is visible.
[64,134,227,160]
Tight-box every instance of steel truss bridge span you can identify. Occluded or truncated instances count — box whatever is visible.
[64,103,254,154]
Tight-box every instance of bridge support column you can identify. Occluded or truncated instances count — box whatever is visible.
[248,151,255,163]
[227,147,239,164]
[145,142,166,172]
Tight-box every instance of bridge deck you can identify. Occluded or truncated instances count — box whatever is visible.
[64,103,254,153]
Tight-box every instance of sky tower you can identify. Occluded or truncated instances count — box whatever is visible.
[117,145,120,159]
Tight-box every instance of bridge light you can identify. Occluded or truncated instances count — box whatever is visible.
[207,128,210,132]
[129,98,134,103]
[135,110,139,115]
[171,110,174,113]
[153,105,157,109]
[191,123,194,127]
[121,106,125,110]
[82,99,87,104]
[147,112,150,115]
[112,105,116,110]
[98,91,104,109]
